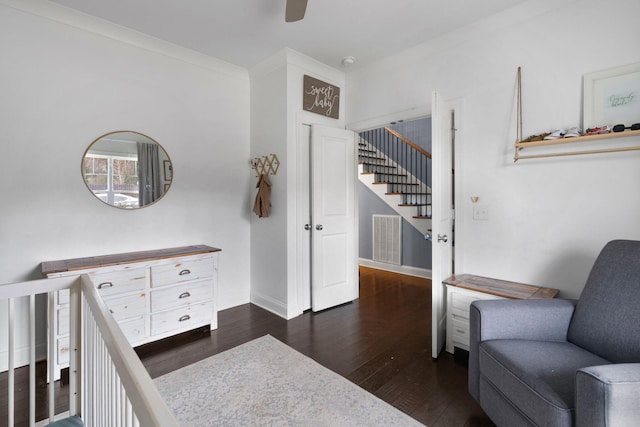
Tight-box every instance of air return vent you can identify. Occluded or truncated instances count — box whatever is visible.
[372,215,402,265]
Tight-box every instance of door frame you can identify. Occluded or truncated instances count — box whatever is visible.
[350,101,464,358]
[297,103,464,319]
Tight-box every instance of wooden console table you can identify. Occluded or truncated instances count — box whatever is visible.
[443,274,559,353]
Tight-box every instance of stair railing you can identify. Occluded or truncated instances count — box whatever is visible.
[358,127,432,218]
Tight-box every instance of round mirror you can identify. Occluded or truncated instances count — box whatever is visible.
[82,131,172,209]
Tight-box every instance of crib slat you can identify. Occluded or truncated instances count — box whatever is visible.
[48,291,56,422]
[8,298,15,427]
[30,294,36,427]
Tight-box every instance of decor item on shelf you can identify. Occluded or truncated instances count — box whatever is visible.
[613,123,640,132]
[583,62,640,131]
[543,127,582,140]
[584,125,612,135]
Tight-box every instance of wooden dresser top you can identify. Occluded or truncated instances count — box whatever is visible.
[443,274,559,299]
[41,244,221,275]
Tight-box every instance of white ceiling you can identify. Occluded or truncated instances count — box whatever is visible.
[48,0,529,70]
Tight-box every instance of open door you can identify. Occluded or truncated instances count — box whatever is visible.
[431,92,454,359]
[310,124,358,312]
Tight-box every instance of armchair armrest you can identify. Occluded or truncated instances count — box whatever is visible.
[468,298,577,401]
[576,364,640,427]
[471,298,577,342]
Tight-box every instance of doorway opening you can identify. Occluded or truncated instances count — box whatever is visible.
[356,117,434,278]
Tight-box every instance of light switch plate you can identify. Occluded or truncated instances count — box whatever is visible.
[473,204,489,220]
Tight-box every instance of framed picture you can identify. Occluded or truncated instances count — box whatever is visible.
[163,160,172,181]
[583,63,640,130]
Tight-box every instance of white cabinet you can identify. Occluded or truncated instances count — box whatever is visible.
[445,285,502,353]
[42,245,220,379]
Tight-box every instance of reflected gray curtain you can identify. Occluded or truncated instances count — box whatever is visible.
[137,142,162,206]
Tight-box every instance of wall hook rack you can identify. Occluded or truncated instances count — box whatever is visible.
[250,153,280,177]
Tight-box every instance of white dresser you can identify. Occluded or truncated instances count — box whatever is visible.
[443,274,559,354]
[42,245,220,379]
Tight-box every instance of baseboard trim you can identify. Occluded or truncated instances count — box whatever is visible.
[250,291,289,320]
[0,342,47,372]
[359,258,432,279]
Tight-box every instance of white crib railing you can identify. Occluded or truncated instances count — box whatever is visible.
[1,275,178,427]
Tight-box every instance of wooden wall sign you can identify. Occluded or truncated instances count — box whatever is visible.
[303,75,340,119]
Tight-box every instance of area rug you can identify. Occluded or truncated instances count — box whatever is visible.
[154,335,424,426]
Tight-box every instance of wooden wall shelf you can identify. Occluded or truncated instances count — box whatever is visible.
[514,129,640,162]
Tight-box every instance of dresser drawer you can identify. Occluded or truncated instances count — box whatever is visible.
[151,280,212,312]
[119,316,145,345]
[451,291,477,313]
[451,317,470,346]
[151,256,214,288]
[88,268,147,297]
[58,289,70,305]
[151,257,213,288]
[150,302,212,336]
[57,306,69,335]
[105,292,146,321]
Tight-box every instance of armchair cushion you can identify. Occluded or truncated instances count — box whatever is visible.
[469,298,577,400]
[480,340,609,426]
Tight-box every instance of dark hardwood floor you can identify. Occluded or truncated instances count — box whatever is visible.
[1,266,494,426]
[137,266,494,426]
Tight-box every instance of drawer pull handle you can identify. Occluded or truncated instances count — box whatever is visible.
[455,329,465,334]
[178,315,191,322]
[97,282,113,289]
[179,269,191,276]
[178,292,191,299]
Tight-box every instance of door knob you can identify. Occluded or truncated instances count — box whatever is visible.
[304,224,312,231]
[316,224,323,231]
[424,232,432,241]
[437,234,448,243]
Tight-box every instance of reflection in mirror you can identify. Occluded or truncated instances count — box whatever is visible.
[82,131,172,209]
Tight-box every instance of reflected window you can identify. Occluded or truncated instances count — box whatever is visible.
[82,131,172,209]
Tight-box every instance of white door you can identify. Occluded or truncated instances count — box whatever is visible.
[310,125,358,312]
[431,91,454,358]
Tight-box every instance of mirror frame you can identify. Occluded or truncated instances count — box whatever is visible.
[81,130,173,209]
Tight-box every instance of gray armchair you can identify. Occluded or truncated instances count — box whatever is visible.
[468,240,640,426]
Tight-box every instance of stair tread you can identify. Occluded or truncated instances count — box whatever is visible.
[387,192,432,195]
[398,203,430,206]
[373,182,419,185]
[374,172,408,177]
[359,163,397,168]
[413,216,432,219]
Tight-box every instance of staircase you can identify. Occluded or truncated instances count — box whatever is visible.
[358,127,432,236]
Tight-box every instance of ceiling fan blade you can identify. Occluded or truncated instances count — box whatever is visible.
[285,0,308,22]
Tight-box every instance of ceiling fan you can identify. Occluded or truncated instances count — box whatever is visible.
[285,0,308,22]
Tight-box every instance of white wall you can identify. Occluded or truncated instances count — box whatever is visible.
[250,49,346,318]
[249,51,289,315]
[0,1,251,326]
[347,0,640,298]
